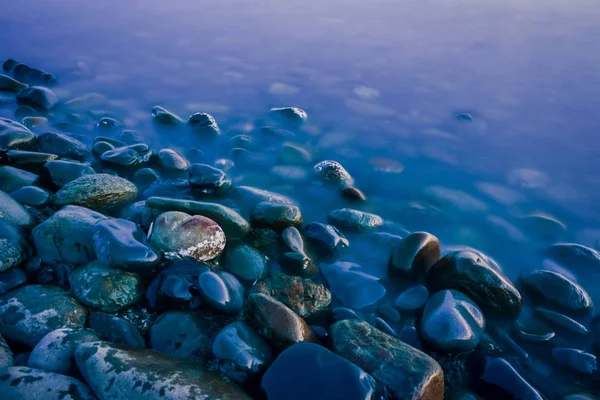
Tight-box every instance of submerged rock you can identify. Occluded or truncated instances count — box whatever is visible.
[0,366,96,400]
[302,222,349,258]
[545,243,600,271]
[0,189,34,228]
[198,271,244,314]
[395,284,429,315]
[328,208,383,231]
[100,143,152,167]
[0,73,27,92]
[0,117,36,150]
[149,311,213,362]
[389,231,440,279]
[0,267,28,296]
[145,260,209,311]
[269,107,307,124]
[0,333,14,368]
[88,311,145,348]
[157,148,190,171]
[6,60,56,85]
[188,112,221,136]
[320,261,385,309]
[53,173,138,210]
[0,166,38,192]
[0,219,31,272]
[552,347,597,374]
[151,105,185,125]
[476,357,543,400]
[189,163,231,193]
[250,201,303,231]
[37,131,89,160]
[313,160,353,187]
[9,186,49,207]
[16,86,59,110]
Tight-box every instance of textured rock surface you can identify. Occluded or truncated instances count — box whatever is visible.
[0,366,96,400]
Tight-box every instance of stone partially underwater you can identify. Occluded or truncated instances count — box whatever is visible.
[0,57,598,400]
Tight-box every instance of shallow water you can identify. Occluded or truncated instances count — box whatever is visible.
[2,0,600,398]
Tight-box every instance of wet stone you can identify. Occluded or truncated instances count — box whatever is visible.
[32,205,107,265]
[100,143,152,167]
[320,261,386,309]
[302,222,349,259]
[0,267,28,296]
[93,218,158,270]
[328,208,383,232]
[223,243,268,282]
[0,73,27,92]
[513,318,555,343]
[151,105,185,125]
[157,148,190,171]
[198,271,244,314]
[96,116,120,131]
[251,201,303,231]
[263,342,378,400]
[313,160,354,187]
[188,112,221,136]
[0,366,96,400]
[545,243,600,271]
[552,347,597,374]
[0,284,87,347]
[520,213,567,243]
[28,328,100,375]
[37,131,89,160]
[0,166,38,192]
[0,333,14,368]
[282,226,306,254]
[395,284,429,315]
[420,289,486,352]
[341,186,367,201]
[476,357,543,400]
[45,160,96,187]
[0,219,31,272]
[9,186,50,207]
[52,173,138,210]
[280,251,319,278]
[88,311,145,347]
[535,307,588,335]
[0,189,34,228]
[330,319,444,400]
[189,163,231,193]
[148,211,226,261]
[8,61,56,85]
[269,107,308,124]
[0,117,36,150]
[519,269,593,316]
[133,167,160,189]
[389,231,441,279]
[16,86,59,110]
[92,140,114,157]
[233,186,296,216]
[21,116,48,128]
[426,249,522,319]
[247,292,318,350]
[6,150,59,173]
[280,142,312,164]
[75,341,251,400]
[69,262,142,312]
[149,311,213,362]
[250,271,331,319]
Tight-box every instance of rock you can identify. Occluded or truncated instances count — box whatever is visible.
[188,164,231,193]
[251,201,303,231]
[65,93,107,110]
[198,271,244,314]
[37,131,89,160]
[5,149,58,173]
[0,73,27,92]
[282,226,305,253]
[45,160,96,187]
[28,328,100,375]
[223,244,268,282]
[53,174,138,210]
[151,106,184,125]
[341,186,367,201]
[269,107,307,123]
[302,222,349,258]
[0,366,96,399]
[0,285,87,347]
[149,311,213,362]
[0,118,37,150]
[313,160,353,187]
[146,197,250,240]
[233,186,295,215]
[247,293,318,350]
[212,321,273,383]
[0,219,31,272]
[389,232,440,278]
[328,208,383,231]
[10,185,50,207]
[424,186,487,213]
[395,284,429,315]
[145,260,209,311]
[250,271,331,319]
[420,290,485,352]
[8,61,56,85]
[320,261,385,309]
[426,249,522,319]
[0,190,34,228]
[100,144,152,167]
[280,251,319,278]
[330,320,444,400]
[513,317,555,343]
[157,148,190,171]
[0,166,38,192]
[88,311,145,347]
[260,126,295,139]
[16,86,59,110]
[32,205,107,265]
[280,142,312,165]
[0,267,28,295]
[75,341,250,399]
[0,334,14,368]
[263,342,378,400]
[519,269,593,316]
[477,357,543,400]
[520,213,567,243]
[69,262,142,312]
[545,243,600,271]
[148,211,226,261]
[535,307,588,334]
[188,112,221,136]
[93,218,158,270]
[96,117,120,131]
[133,168,160,189]
[552,347,597,374]
[21,116,48,128]
[92,141,114,157]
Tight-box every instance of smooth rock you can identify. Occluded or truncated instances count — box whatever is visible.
[149,311,212,362]
[0,166,38,191]
[101,144,152,167]
[341,186,367,201]
[328,208,383,231]
[0,219,31,272]
[188,164,231,193]
[251,201,303,231]
[545,243,600,271]
[280,142,312,164]
[6,150,59,174]
[188,112,221,136]
[151,106,184,125]
[0,117,36,150]
[133,168,160,189]
[37,131,89,160]
[552,347,597,374]
[88,311,145,348]
[53,173,138,210]
[8,61,56,85]
[0,189,34,228]
[320,261,385,309]
[145,260,210,311]
[0,333,14,368]
[10,185,50,207]
[0,73,27,92]
[260,126,295,139]
[302,222,349,258]
[0,366,96,400]
[535,307,588,334]
[157,148,190,171]
[21,116,48,128]
[282,226,305,253]
[477,357,543,400]
[65,93,107,110]
[96,117,120,131]
[223,244,268,282]
[269,107,307,124]
[233,186,295,215]
[279,251,319,278]
[389,232,440,278]
[314,160,353,187]
[16,86,59,110]
[395,284,429,315]
[198,271,244,314]
[520,213,567,243]
[0,267,28,295]
[45,160,96,187]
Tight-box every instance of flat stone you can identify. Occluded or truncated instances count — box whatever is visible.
[395,285,429,315]
[0,366,96,400]
[302,222,349,259]
[0,117,36,150]
[477,357,543,400]
[0,166,38,192]
[0,73,27,92]
[269,107,307,124]
[53,174,138,210]
[151,106,184,125]
[198,271,244,314]
[328,208,383,231]
[552,347,597,374]
[188,164,231,193]
[0,219,31,272]
[45,160,96,187]
[250,201,303,231]
[6,149,58,173]
[149,311,213,362]
[10,185,50,207]
[0,189,34,228]
[545,243,600,271]
[16,86,59,110]
[320,261,385,309]
[37,131,89,160]
[100,144,152,167]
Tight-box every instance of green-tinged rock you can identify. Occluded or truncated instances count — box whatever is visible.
[0,117,36,150]
[0,189,34,228]
[53,173,138,210]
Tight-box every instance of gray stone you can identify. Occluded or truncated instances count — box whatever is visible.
[0,366,96,400]
[53,174,138,210]
[16,86,59,110]
[0,219,31,272]
[45,160,96,187]
[0,189,34,228]
[149,311,213,362]
[0,117,36,150]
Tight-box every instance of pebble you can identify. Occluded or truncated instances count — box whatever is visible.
[420,289,486,352]
[520,213,567,243]
[0,284,87,347]
[21,116,48,128]
[0,333,14,368]
[9,186,49,207]
[65,93,106,110]
[0,366,96,400]
[251,201,303,231]
[151,105,185,125]
[52,173,138,210]
[145,260,209,310]
[328,208,383,231]
[0,267,28,295]
[0,166,38,192]
[223,243,268,282]
[233,186,296,215]
[477,357,544,400]
[0,219,31,272]
[313,160,354,187]
[545,243,600,271]
[280,252,319,278]
[260,126,296,139]
[96,116,120,131]
[389,231,441,278]
[16,86,59,110]
[157,148,190,171]
[552,347,597,374]
[280,142,312,164]
[0,117,36,151]
[149,311,213,362]
[282,226,306,254]
[269,107,308,124]
[7,61,56,85]
[514,318,556,343]
[535,307,589,334]
[88,311,145,347]
[341,186,367,201]
[0,189,34,228]
[198,271,244,314]
[6,150,58,173]
[320,261,386,309]
[148,211,226,261]
[395,284,429,315]
[37,131,89,160]
[302,222,349,258]
[101,143,153,166]
[330,319,444,400]
[69,262,142,312]
[188,112,221,136]
[0,73,27,92]
[189,163,231,193]
[44,160,96,187]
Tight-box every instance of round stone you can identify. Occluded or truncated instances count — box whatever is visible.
[0,366,96,399]
[320,261,386,309]
[0,118,36,151]
[149,311,213,362]
[52,173,138,210]
[198,271,244,314]
[389,232,440,278]
[16,86,59,110]
[37,131,89,160]
[327,208,383,231]
[189,163,231,193]
[251,201,303,231]
[302,222,349,258]
[101,143,152,167]
[223,244,268,282]
[44,160,96,187]
[0,219,31,272]
[188,112,221,136]
[395,285,429,315]
[313,160,353,187]
[9,186,50,207]
[157,148,190,171]
[0,190,34,228]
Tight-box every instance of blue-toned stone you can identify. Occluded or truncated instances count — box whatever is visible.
[224,244,268,282]
[535,307,588,335]
[198,271,244,314]
[37,131,89,160]
[0,366,96,400]
[552,347,597,374]
[149,311,212,362]
[313,160,353,187]
[146,260,210,311]
[151,105,184,125]
[16,86,58,110]
[269,107,307,124]
[53,173,138,210]
[101,143,152,167]
[0,219,31,272]
[328,208,383,232]
[477,357,543,400]
[189,163,231,193]
[320,261,385,309]
[188,112,221,136]
[9,186,49,207]
[45,160,95,187]
[389,231,440,278]
[157,148,190,171]
[302,222,349,258]
[0,118,36,151]
[0,267,28,295]
[88,311,145,347]
[395,284,429,315]
[0,190,34,228]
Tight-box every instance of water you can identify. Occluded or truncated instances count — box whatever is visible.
[2,0,600,396]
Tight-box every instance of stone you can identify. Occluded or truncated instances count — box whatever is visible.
[247,293,318,350]
[151,106,185,125]
[476,357,543,400]
[280,142,312,165]
[263,342,379,400]
[0,219,31,272]
[513,317,555,343]
[6,149,58,173]
[16,86,59,110]
[330,320,444,400]
[389,232,440,278]
[8,61,56,85]
[320,261,386,309]
[188,164,231,193]
[212,321,273,383]
[395,285,429,315]
[233,186,295,215]
[302,222,349,258]
[313,160,353,187]
[53,174,138,210]
[223,244,268,282]
[0,333,14,368]
[250,271,331,319]
[0,190,34,228]
[32,205,107,265]
[45,160,96,187]
[96,117,121,131]
[93,218,158,270]
[145,260,210,311]
[37,131,89,160]
[328,208,383,231]
[65,93,107,110]
[0,267,28,296]
[21,116,48,128]
[75,341,251,399]
[0,166,38,192]
[341,186,367,201]
[520,213,567,243]
[0,73,27,92]
[0,284,87,347]
[426,249,522,319]
[0,118,35,151]
[188,112,221,136]
[100,144,152,167]
[545,243,600,271]
[251,201,303,231]
[133,168,160,189]
[92,141,114,157]
[280,252,319,278]
[198,271,244,314]
[282,226,305,253]
[149,311,212,362]
[28,328,100,375]
[148,211,226,261]
[9,185,50,207]
[69,262,142,312]
[260,126,296,139]
[552,347,597,374]
[157,148,190,171]
[0,366,96,399]
[420,290,485,352]
[88,311,145,347]
[535,307,588,334]
[146,197,250,240]
[519,269,593,316]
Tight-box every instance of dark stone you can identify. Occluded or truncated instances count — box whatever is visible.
[188,163,231,193]
[341,186,367,201]
[53,173,138,210]
[395,284,429,315]
[545,243,600,271]
[6,149,58,173]
[151,106,184,125]
[145,260,210,311]
[333,307,364,321]
[476,357,543,400]
[37,131,89,160]
[302,222,349,258]
[9,62,56,85]
[0,267,28,295]
[21,116,48,128]
[280,252,319,278]
[45,160,96,187]
[0,73,27,92]
[198,271,244,314]
[328,208,383,231]
[389,232,441,278]
[0,189,34,228]
[280,142,312,165]
[149,311,213,362]
[330,319,444,400]
[100,143,152,167]
[88,311,145,347]
[535,307,588,334]
[188,112,221,136]
[0,166,38,192]
[96,116,120,131]
[552,347,597,374]
[0,366,95,399]
[10,185,50,207]
[513,317,555,343]
[0,219,31,272]
[92,140,114,157]
[251,201,303,231]
[0,333,14,368]
[0,284,87,347]
[223,244,268,282]
[320,261,385,309]
[520,214,567,243]
[16,86,59,110]
[269,107,307,124]
[157,148,190,171]
[313,160,353,187]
